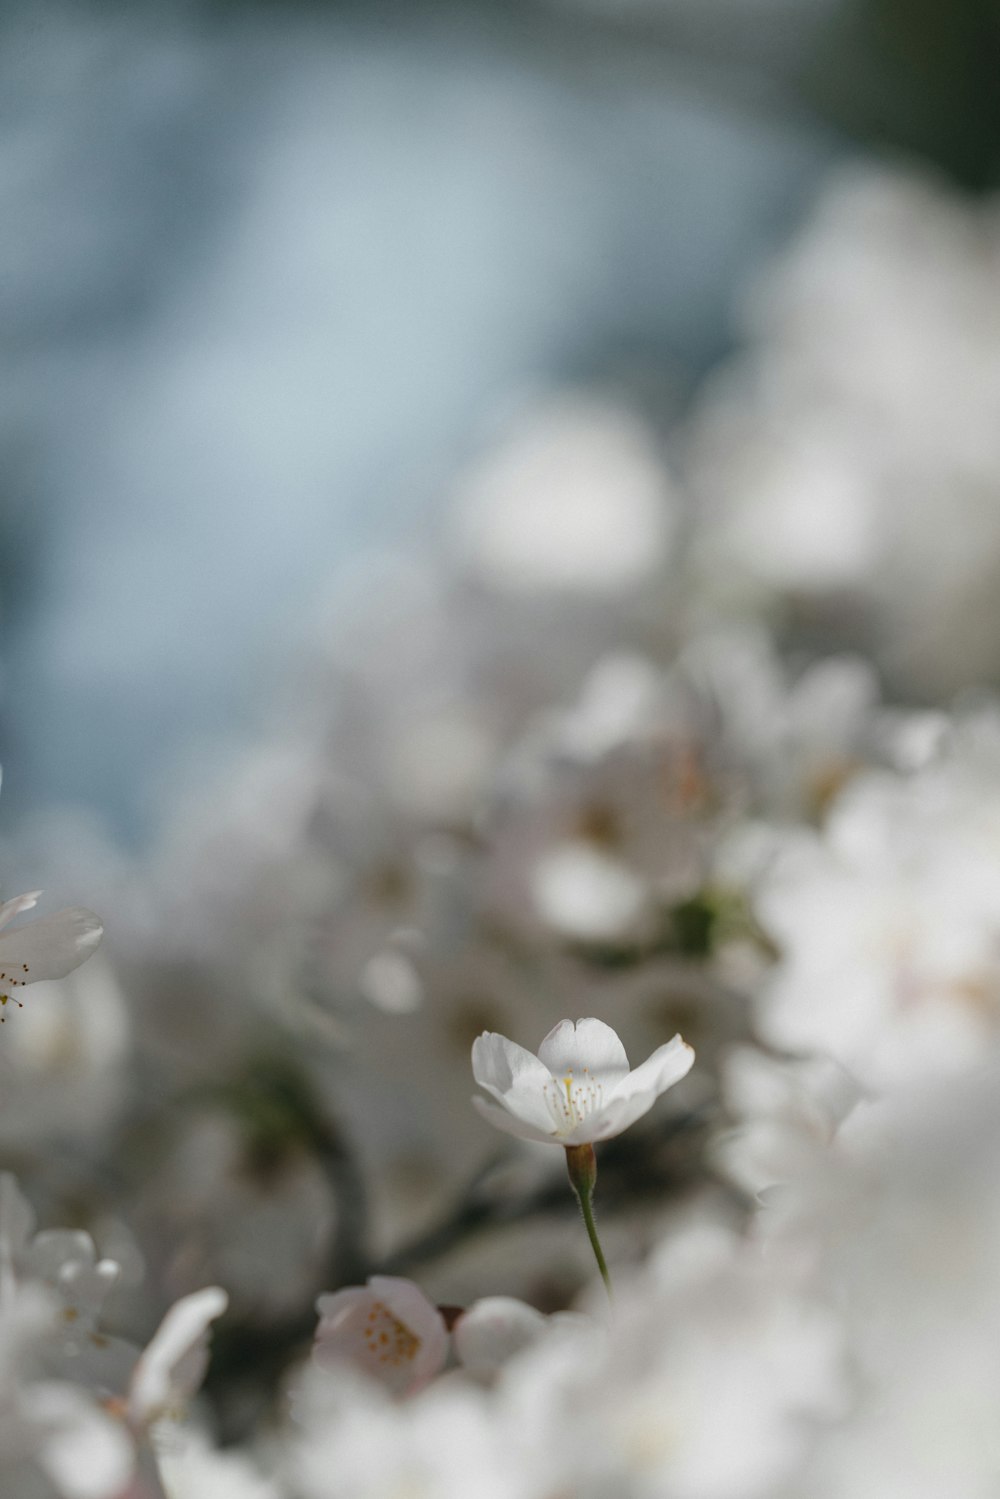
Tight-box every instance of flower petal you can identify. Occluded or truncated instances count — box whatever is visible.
[315,1279,447,1395]
[471,1094,559,1145]
[315,1285,367,1328]
[32,1382,135,1499]
[471,1032,557,1135]
[128,1285,227,1427]
[453,1297,547,1377]
[537,1018,630,1087]
[610,1034,695,1105]
[0,891,41,932]
[0,907,103,986]
[562,1094,639,1142]
[370,1276,449,1391]
[472,1031,552,1094]
[591,1035,695,1137]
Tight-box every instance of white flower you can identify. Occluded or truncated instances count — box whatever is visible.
[530,842,651,945]
[0,892,103,1022]
[718,1047,863,1199]
[471,1018,694,1146]
[314,1277,448,1396]
[452,1297,548,1379]
[451,395,676,595]
[753,733,1000,1087]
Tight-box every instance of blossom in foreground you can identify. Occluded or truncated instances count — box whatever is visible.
[0,892,103,1021]
[314,1277,448,1396]
[127,1285,229,1431]
[471,1017,694,1146]
[291,1366,520,1499]
[503,1220,846,1499]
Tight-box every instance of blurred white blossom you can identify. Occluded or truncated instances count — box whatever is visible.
[752,713,1000,1087]
[452,396,676,595]
[687,167,1000,696]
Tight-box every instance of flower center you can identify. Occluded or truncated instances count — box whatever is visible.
[363,1300,421,1369]
[544,1067,605,1136]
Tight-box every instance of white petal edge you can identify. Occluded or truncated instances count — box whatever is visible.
[33,1382,135,1499]
[609,1035,694,1106]
[471,1033,559,1135]
[0,908,104,985]
[472,1031,553,1094]
[0,891,41,932]
[471,1094,560,1145]
[537,1017,630,1083]
[128,1285,227,1427]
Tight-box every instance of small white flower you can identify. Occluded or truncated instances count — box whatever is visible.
[0,892,103,1022]
[314,1277,448,1396]
[452,1297,548,1378]
[530,842,650,945]
[471,1018,694,1146]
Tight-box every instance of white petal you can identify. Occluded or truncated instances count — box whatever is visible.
[551,1038,695,1143]
[586,1036,695,1138]
[472,1031,552,1094]
[453,1297,547,1376]
[531,842,648,941]
[0,907,103,987]
[471,1032,557,1135]
[128,1285,227,1427]
[33,1382,135,1499]
[537,1018,629,1087]
[315,1285,368,1329]
[0,890,41,931]
[610,1034,695,1105]
[471,1094,559,1145]
[559,1103,632,1145]
[570,1090,654,1141]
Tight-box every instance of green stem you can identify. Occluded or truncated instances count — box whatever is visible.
[576,1181,613,1297]
[565,1143,613,1299]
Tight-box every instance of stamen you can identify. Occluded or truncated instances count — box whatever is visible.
[362,1300,421,1368]
[545,1069,605,1136]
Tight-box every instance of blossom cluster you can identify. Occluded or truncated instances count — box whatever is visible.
[6,161,1000,1494]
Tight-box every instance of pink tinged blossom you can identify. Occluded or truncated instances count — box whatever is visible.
[314,1276,448,1396]
[471,1017,694,1146]
[0,893,103,1021]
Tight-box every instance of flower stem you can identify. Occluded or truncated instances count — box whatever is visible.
[564,1144,613,1299]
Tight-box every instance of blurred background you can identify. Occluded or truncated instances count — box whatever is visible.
[5,0,997,844]
[4,0,1000,1443]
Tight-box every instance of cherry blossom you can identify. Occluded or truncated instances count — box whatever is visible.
[314,1277,448,1396]
[0,892,103,1023]
[471,1017,694,1146]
